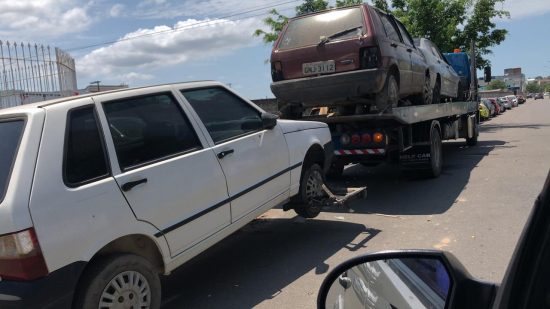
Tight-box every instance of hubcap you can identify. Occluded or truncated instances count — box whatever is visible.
[305,169,324,204]
[99,271,151,309]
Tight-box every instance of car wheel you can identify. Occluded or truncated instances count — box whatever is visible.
[433,78,441,104]
[294,163,324,218]
[74,254,161,309]
[375,74,399,113]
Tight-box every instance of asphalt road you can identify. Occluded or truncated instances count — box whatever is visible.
[161,98,550,309]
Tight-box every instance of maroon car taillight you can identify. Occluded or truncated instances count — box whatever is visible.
[0,228,49,281]
[271,61,284,82]
[359,47,380,69]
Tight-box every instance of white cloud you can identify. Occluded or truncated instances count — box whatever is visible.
[109,3,125,17]
[501,0,550,20]
[77,17,265,81]
[0,0,92,40]
[117,72,154,82]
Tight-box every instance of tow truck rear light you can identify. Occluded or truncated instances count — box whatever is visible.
[373,132,384,143]
[340,134,351,145]
[0,228,48,281]
[351,134,361,145]
[271,61,284,82]
[359,47,380,69]
[361,133,371,144]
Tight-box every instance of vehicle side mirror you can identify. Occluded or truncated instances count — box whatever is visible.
[261,112,279,130]
[318,250,498,309]
[484,67,492,82]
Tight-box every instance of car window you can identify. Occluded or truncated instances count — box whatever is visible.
[0,119,24,203]
[394,19,415,47]
[64,106,110,186]
[378,12,401,42]
[103,93,202,171]
[181,87,263,144]
[278,7,364,50]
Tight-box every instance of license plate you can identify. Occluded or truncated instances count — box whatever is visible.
[303,60,335,75]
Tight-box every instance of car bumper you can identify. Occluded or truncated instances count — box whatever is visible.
[271,68,387,107]
[0,262,85,309]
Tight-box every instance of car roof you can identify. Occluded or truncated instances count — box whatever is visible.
[0,80,223,114]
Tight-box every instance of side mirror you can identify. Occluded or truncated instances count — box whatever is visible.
[261,112,279,130]
[484,67,492,82]
[318,250,498,309]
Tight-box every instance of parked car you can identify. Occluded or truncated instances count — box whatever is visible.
[318,170,550,309]
[270,4,432,117]
[414,38,460,103]
[486,99,497,117]
[0,81,334,308]
[493,97,506,112]
[535,93,544,100]
[526,93,533,99]
[505,95,518,107]
[479,102,490,120]
[498,97,511,109]
[517,95,525,104]
[486,98,500,114]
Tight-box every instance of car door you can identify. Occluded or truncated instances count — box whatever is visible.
[394,19,426,94]
[378,12,412,94]
[179,86,291,222]
[96,90,231,257]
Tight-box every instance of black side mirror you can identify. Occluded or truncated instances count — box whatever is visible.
[318,250,498,309]
[484,67,492,82]
[261,112,279,130]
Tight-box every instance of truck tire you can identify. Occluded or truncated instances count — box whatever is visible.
[375,74,399,113]
[294,163,324,218]
[466,117,479,146]
[428,126,443,178]
[326,161,345,178]
[74,254,161,309]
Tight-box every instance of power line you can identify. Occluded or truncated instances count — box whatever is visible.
[65,0,300,52]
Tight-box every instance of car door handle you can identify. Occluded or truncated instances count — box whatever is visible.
[121,178,148,192]
[390,43,398,48]
[217,149,234,159]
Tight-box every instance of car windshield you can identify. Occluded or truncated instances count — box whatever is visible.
[0,120,25,203]
[278,7,365,50]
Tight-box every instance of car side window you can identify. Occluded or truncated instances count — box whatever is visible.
[181,87,263,144]
[103,93,202,171]
[64,106,110,186]
[378,13,401,43]
[394,19,415,48]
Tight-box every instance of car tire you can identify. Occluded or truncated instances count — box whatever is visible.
[433,78,441,104]
[375,74,399,113]
[74,254,161,309]
[293,163,324,218]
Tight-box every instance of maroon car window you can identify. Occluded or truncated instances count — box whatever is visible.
[278,7,365,50]
[378,13,401,42]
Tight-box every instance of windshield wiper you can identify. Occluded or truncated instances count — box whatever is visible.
[318,25,363,46]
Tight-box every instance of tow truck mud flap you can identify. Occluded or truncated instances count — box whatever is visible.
[399,145,431,169]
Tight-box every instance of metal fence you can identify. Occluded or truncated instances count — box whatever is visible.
[0,41,77,109]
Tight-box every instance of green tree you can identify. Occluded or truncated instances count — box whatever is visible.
[296,0,329,15]
[525,83,541,93]
[545,84,550,93]
[486,79,507,90]
[336,0,364,7]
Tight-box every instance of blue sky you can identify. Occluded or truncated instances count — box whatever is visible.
[0,0,548,99]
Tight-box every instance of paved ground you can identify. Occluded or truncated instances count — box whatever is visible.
[161,98,550,308]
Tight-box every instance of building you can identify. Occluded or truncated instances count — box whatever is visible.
[478,67,526,94]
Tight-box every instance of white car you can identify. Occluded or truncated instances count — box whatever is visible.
[0,81,332,308]
[505,95,518,107]
[414,38,460,103]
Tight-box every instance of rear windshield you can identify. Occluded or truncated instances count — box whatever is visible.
[278,7,365,50]
[0,120,25,203]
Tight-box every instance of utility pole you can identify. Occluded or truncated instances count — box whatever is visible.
[90,80,100,93]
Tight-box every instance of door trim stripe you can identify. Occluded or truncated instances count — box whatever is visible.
[154,161,302,237]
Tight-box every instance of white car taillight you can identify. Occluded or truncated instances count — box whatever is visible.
[0,228,48,280]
